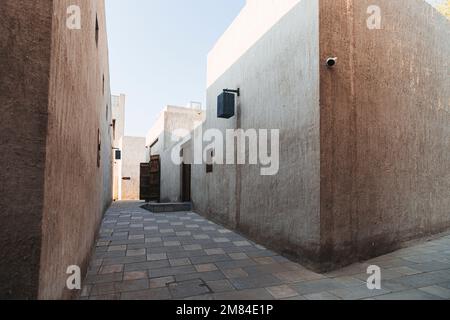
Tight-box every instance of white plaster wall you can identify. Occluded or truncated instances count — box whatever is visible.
[193,0,322,259]
[112,94,125,200]
[121,136,146,200]
[207,0,303,87]
[145,106,205,201]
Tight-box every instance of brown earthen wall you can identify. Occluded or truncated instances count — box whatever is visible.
[319,0,450,269]
[38,0,112,299]
[0,0,53,299]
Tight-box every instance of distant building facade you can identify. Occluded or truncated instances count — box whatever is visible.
[146,105,205,202]
[112,94,126,200]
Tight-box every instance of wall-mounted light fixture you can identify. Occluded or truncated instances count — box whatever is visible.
[112,147,121,160]
[217,88,240,119]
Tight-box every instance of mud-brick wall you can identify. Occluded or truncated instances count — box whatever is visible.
[0,0,53,299]
[38,0,112,299]
[319,0,450,268]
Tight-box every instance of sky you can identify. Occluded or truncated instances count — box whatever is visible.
[106,0,246,137]
[106,0,445,137]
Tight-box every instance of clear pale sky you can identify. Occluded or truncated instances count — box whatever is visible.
[106,0,444,137]
[106,0,246,137]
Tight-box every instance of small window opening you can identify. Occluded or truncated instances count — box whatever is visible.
[95,15,99,47]
[97,129,101,168]
[112,119,116,140]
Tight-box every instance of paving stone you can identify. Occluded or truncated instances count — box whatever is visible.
[418,285,450,299]
[149,276,176,288]
[100,264,123,274]
[145,237,163,243]
[234,241,252,247]
[89,293,121,300]
[195,264,218,272]
[412,261,450,273]
[127,249,146,257]
[304,292,341,300]
[228,253,249,260]
[160,229,175,234]
[176,271,227,282]
[169,279,211,299]
[266,285,299,299]
[254,257,277,265]
[230,274,282,290]
[189,254,230,265]
[115,279,149,293]
[393,271,450,288]
[170,258,192,267]
[167,250,206,259]
[147,253,168,261]
[193,234,211,240]
[164,241,181,247]
[330,285,391,300]
[184,244,202,251]
[223,268,249,279]
[216,259,258,270]
[121,288,171,300]
[124,260,169,272]
[388,266,423,276]
[124,271,148,281]
[150,266,197,278]
[205,248,226,256]
[206,280,235,293]
[333,276,367,287]
[291,279,344,295]
[108,245,127,252]
[90,282,116,296]
[129,235,145,240]
[176,231,192,236]
[274,269,325,283]
[244,263,289,275]
[85,272,124,285]
[375,289,442,300]
[214,288,274,300]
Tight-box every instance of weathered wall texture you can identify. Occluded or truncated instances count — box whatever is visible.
[0,0,53,299]
[319,0,450,268]
[0,0,112,299]
[121,137,147,200]
[193,0,322,265]
[38,0,112,299]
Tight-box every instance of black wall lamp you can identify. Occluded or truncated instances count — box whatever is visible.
[112,147,121,160]
[217,88,240,119]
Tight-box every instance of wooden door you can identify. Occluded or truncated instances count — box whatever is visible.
[181,163,191,202]
[140,155,160,202]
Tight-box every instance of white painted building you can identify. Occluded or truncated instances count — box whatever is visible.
[121,136,147,200]
[111,94,126,200]
[146,104,205,161]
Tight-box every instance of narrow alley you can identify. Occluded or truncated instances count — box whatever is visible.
[81,202,450,300]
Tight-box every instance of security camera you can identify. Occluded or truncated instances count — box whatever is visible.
[326,57,337,68]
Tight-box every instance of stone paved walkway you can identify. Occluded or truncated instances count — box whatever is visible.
[80,201,450,300]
